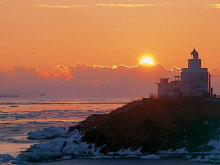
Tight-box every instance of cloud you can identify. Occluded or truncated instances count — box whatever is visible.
[96,3,165,7]
[209,4,220,8]
[37,3,165,9]
[11,64,220,98]
[0,64,178,97]
[38,4,87,9]
[38,65,74,80]
[5,64,220,98]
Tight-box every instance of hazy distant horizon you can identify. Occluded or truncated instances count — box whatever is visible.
[0,63,219,98]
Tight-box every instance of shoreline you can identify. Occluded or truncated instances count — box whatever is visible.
[36,158,215,165]
[3,98,220,164]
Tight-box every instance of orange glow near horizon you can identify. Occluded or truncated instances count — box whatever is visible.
[0,0,220,70]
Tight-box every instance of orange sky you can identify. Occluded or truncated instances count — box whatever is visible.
[0,0,220,71]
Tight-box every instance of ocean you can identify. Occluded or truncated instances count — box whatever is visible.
[0,96,131,158]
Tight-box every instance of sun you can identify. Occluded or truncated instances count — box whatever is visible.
[140,57,154,65]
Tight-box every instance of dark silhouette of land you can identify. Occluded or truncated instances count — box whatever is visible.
[71,98,220,154]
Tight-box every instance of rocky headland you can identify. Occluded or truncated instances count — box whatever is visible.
[11,98,220,164]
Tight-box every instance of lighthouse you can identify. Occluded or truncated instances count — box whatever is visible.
[157,49,209,97]
[181,49,209,96]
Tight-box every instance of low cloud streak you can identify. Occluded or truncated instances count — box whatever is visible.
[96,3,162,7]
[209,4,220,8]
[38,4,87,9]
[37,3,164,9]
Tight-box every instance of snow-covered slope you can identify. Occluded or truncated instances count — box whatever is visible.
[12,125,220,164]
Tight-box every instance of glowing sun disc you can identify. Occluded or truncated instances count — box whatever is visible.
[140,57,154,65]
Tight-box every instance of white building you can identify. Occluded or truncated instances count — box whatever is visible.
[157,49,210,97]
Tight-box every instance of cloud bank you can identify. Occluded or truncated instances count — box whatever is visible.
[1,64,220,98]
[0,64,179,97]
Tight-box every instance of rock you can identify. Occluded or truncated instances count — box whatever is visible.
[14,98,220,163]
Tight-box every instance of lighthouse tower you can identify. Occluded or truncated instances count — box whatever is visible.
[181,49,209,96]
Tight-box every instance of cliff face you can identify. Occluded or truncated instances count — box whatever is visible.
[73,98,220,154]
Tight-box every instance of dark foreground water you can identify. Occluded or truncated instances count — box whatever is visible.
[39,159,213,165]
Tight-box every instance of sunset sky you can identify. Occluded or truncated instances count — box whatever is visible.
[0,0,220,71]
[1,0,220,97]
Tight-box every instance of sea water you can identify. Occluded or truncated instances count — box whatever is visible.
[40,159,213,165]
[0,96,131,158]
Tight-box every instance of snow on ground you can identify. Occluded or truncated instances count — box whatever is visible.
[207,139,220,151]
[107,148,142,156]
[14,129,91,163]
[27,126,69,140]
[13,128,161,164]
[12,126,220,164]
[188,139,220,163]
[157,147,188,155]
